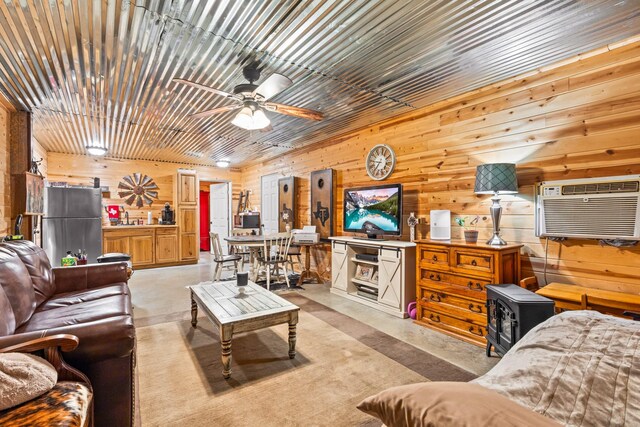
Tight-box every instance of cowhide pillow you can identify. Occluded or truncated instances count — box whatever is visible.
[0,353,57,411]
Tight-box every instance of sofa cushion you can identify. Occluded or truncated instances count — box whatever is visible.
[18,295,132,333]
[357,382,560,427]
[0,289,16,336]
[0,247,36,330]
[0,241,55,307]
[37,284,129,311]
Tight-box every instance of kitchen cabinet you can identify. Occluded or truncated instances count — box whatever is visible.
[102,226,179,269]
[176,170,199,262]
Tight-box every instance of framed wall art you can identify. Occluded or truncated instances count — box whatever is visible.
[278,176,296,232]
[310,168,334,240]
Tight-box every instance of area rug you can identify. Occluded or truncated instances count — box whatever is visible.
[136,294,475,427]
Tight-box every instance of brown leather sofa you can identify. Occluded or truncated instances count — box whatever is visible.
[0,240,135,427]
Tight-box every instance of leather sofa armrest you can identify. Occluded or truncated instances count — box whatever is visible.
[0,334,79,353]
[53,262,129,293]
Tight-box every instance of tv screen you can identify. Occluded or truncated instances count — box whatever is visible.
[343,184,402,235]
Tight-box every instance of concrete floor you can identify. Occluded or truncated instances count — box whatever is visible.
[129,252,499,376]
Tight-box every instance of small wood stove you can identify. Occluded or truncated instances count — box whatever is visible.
[486,284,555,357]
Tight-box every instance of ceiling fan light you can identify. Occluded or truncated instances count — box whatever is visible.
[86,145,107,156]
[252,109,270,129]
[215,160,230,168]
[231,107,254,129]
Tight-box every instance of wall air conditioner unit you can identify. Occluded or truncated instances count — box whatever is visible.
[535,175,640,240]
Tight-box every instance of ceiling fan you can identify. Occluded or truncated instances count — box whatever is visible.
[174,66,324,130]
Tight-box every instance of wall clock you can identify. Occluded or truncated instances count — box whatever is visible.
[366,144,396,180]
[117,173,159,207]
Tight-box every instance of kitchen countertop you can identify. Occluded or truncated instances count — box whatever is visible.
[102,224,178,230]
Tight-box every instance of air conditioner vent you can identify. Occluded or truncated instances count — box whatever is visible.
[543,197,638,237]
[562,180,639,195]
[536,175,640,240]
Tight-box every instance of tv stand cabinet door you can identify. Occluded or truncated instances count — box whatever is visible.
[378,248,402,309]
[331,241,349,291]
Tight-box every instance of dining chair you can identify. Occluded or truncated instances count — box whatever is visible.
[230,229,253,270]
[258,232,292,290]
[210,232,242,281]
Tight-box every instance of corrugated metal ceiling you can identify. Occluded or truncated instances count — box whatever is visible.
[0,0,639,167]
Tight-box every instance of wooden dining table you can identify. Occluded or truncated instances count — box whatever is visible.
[224,235,323,284]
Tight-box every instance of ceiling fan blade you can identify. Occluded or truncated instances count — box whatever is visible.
[253,74,292,100]
[190,104,240,119]
[173,78,238,100]
[260,124,274,133]
[264,102,324,121]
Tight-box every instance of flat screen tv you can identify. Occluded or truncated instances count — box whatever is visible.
[343,183,402,236]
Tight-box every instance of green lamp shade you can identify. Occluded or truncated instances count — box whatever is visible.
[474,163,518,194]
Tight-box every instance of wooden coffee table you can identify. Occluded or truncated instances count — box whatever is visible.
[189,280,300,379]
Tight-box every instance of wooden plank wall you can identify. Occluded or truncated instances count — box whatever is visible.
[47,153,242,226]
[32,138,48,177]
[0,104,10,234]
[242,39,640,292]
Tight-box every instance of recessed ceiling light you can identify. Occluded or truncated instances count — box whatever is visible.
[216,160,230,168]
[86,145,107,156]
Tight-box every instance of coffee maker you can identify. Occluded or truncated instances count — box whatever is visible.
[160,203,175,225]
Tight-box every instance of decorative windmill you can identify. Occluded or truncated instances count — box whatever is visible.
[118,173,159,207]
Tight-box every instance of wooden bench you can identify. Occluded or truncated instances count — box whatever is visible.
[536,282,640,318]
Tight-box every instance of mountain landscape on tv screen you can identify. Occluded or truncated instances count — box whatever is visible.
[345,190,399,216]
[344,187,400,232]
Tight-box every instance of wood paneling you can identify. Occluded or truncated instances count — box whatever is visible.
[47,153,242,226]
[241,40,640,292]
[0,104,10,234]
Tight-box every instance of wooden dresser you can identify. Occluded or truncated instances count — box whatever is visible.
[415,240,522,345]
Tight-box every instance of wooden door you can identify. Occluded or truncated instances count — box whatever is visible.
[179,207,197,260]
[130,235,154,266]
[178,173,197,205]
[377,248,402,309]
[331,241,349,291]
[103,235,129,255]
[180,234,197,260]
[156,233,178,263]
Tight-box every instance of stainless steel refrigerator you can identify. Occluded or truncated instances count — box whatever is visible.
[43,187,103,265]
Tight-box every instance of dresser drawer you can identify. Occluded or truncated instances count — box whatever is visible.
[418,269,491,300]
[418,286,486,320]
[417,306,487,343]
[418,246,449,270]
[451,249,494,276]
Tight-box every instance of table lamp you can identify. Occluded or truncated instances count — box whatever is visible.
[474,163,518,245]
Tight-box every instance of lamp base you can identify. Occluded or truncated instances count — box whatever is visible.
[487,233,507,246]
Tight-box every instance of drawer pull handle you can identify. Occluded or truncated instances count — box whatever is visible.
[467,282,484,291]
[468,326,484,336]
[468,303,482,313]
[429,273,441,281]
[429,313,441,322]
[432,255,438,261]
[471,259,477,266]
[429,294,441,302]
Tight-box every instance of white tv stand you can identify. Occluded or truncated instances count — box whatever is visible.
[329,236,416,318]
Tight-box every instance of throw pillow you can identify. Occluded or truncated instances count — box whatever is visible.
[357,382,560,427]
[0,353,58,411]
